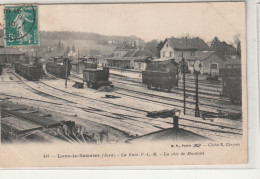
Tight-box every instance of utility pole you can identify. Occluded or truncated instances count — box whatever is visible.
[194,60,201,117]
[195,72,200,117]
[182,57,186,115]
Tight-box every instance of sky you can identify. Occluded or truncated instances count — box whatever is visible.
[1,2,246,43]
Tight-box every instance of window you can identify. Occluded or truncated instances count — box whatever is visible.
[169,51,172,57]
[210,63,218,70]
[163,52,165,57]
[166,44,168,48]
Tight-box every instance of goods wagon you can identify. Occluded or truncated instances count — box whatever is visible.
[85,63,97,69]
[219,64,241,104]
[83,67,111,89]
[14,62,43,81]
[46,62,71,79]
[142,58,178,92]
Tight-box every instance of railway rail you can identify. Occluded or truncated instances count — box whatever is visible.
[70,73,241,119]
[2,70,243,140]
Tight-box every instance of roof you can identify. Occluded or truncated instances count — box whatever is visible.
[70,59,80,65]
[164,37,209,51]
[149,58,178,65]
[186,51,223,61]
[0,48,22,55]
[225,58,241,65]
[123,50,156,58]
[126,128,211,143]
[122,51,136,57]
[106,57,131,61]
[133,56,153,62]
[83,69,102,72]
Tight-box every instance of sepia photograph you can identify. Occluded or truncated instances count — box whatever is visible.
[0,2,247,167]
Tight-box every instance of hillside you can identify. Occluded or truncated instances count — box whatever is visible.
[37,31,145,57]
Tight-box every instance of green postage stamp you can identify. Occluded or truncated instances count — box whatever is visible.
[4,5,38,47]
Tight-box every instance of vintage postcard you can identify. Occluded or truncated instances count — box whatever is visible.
[0,2,247,167]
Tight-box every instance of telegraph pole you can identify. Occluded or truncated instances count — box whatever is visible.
[182,57,186,115]
[195,71,200,117]
[194,60,201,117]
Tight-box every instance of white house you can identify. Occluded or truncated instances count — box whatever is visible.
[159,37,209,63]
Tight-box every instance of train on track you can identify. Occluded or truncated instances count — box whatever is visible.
[219,63,241,104]
[142,58,179,92]
[14,61,43,81]
[46,57,72,79]
[83,67,112,89]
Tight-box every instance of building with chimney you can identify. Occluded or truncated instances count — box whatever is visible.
[159,37,226,75]
[159,37,209,62]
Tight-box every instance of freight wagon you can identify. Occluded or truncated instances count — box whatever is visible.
[142,58,178,92]
[46,63,71,79]
[85,63,97,69]
[219,64,241,104]
[14,62,43,81]
[83,67,111,89]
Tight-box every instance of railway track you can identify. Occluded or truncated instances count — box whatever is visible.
[4,71,243,140]
[114,86,241,115]
[111,75,224,99]
[1,92,242,135]
[110,72,222,90]
[70,73,241,117]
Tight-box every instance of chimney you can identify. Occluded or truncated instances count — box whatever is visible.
[173,110,181,129]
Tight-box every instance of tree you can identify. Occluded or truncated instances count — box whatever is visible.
[210,37,231,59]
[72,44,76,53]
[57,40,62,52]
[232,33,241,58]
[144,40,160,57]
[66,46,70,55]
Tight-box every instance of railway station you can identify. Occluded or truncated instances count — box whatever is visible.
[0,31,242,144]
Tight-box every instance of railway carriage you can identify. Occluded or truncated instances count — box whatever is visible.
[83,67,111,89]
[142,58,178,92]
[219,64,241,104]
[14,62,43,81]
[46,59,71,79]
[85,63,98,69]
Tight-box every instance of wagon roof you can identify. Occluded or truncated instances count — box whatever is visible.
[83,69,102,72]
